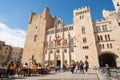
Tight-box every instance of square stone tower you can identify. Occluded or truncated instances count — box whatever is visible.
[73,6,99,68]
[22,7,56,65]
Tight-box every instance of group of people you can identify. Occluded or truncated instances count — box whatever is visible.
[0,60,89,78]
[0,61,51,78]
[70,60,89,74]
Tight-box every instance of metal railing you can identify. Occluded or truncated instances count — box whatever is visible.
[99,67,120,78]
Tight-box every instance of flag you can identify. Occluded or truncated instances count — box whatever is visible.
[53,38,57,44]
[60,38,65,45]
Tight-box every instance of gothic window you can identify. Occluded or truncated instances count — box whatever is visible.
[100,36,103,41]
[105,35,107,40]
[107,44,109,48]
[105,35,110,40]
[110,43,113,48]
[34,35,37,41]
[98,35,103,41]
[102,44,104,49]
[108,35,110,40]
[81,27,86,34]
[70,39,74,45]
[83,37,87,43]
[96,26,101,32]
[99,44,102,49]
[69,26,73,30]
[98,36,100,41]
[102,25,107,32]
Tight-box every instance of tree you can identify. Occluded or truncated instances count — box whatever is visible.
[0,53,9,66]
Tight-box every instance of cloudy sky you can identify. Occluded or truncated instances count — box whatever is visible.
[0,0,114,48]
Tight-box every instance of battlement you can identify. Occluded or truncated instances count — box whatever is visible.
[73,6,90,16]
[102,9,116,18]
[28,12,36,24]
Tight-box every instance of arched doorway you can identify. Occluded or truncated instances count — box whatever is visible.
[99,53,117,67]
[56,55,61,66]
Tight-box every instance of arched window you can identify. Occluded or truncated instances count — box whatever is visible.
[81,27,86,34]
[102,44,104,49]
[110,43,113,48]
[34,35,37,41]
[100,35,103,41]
[105,35,107,40]
[102,25,107,32]
[98,36,100,41]
[83,37,87,43]
[108,35,110,40]
[107,44,109,48]
[96,26,101,32]
[99,44,102,49]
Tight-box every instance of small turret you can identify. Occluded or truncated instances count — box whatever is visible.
[112,0,120,12]
[43,7,50,18]
[73,6,90,16]
[28,12,36,24]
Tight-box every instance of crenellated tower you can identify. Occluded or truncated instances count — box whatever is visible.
[22,7,56,65]
[73,6,99,68]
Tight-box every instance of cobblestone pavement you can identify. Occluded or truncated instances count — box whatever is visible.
[1,70,119,80]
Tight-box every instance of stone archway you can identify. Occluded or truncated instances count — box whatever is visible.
[56,55,61,66]
[99,53,118,67]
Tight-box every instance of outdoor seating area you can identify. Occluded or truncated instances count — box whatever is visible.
[0,63,52,79]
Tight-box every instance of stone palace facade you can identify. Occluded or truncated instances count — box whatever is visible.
[22,0,120,68]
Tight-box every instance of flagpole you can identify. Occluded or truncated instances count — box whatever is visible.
[68,32,71,66]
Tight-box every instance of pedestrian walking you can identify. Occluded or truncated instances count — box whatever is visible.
[84,60,89,72]
[70,61,75,74]
[75,61,79,74]
[79,60,84,74]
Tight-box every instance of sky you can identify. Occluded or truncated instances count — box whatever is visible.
[0,0,115,48]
